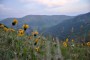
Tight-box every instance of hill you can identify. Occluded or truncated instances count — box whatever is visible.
[45,12,90,41]
[0,15,73,31]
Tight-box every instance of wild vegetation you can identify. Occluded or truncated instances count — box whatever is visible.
[0,18,90,60]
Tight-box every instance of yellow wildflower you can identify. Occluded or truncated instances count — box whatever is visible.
[81,43,84,46]
[0,24,4,28]
[17,29,24,36]
[66,38,68,42]
[71,39,74,42]
[34,37,40,45]
[63,42,67,47]
[35,47,40,52]
[3,27,8,32]
[32,31,39,36]
[87,42,90,47]
[12,18,18,26]
[22,24,29,31]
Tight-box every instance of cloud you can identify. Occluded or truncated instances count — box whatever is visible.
[0,0,90,19]
[0,4,13,19]
[19,0,80,7]
[0,4,25,18]
[44,2,90,15]
[0,4,11,11]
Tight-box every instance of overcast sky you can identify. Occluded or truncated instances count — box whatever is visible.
[0,0,90,20]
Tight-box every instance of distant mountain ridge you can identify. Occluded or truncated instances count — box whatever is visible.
[45,12,90,40]
[0,15,73,31]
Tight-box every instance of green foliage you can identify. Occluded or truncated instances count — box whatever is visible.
[0,29,90,60]
[61,44,90,60]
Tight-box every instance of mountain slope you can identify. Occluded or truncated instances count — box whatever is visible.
[45,12,90,40]
[0,15,73,30]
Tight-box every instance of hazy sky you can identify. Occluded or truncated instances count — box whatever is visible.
[0,0,90,20]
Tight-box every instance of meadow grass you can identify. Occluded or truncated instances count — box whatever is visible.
[0,28,90,60]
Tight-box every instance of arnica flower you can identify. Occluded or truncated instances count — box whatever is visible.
[32,31,39,37]
[81,43,84,46]
[0,24,4,28]
[35,47,40,52]
[87,42,90,47]
[34,37,40,45]
[22,24,29,31]
[71,39,74,42]
[12,18,18,26]
[63,42,67,47]
[3,27,8,32]
[66,38,68,42]
[17,29,24,36]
